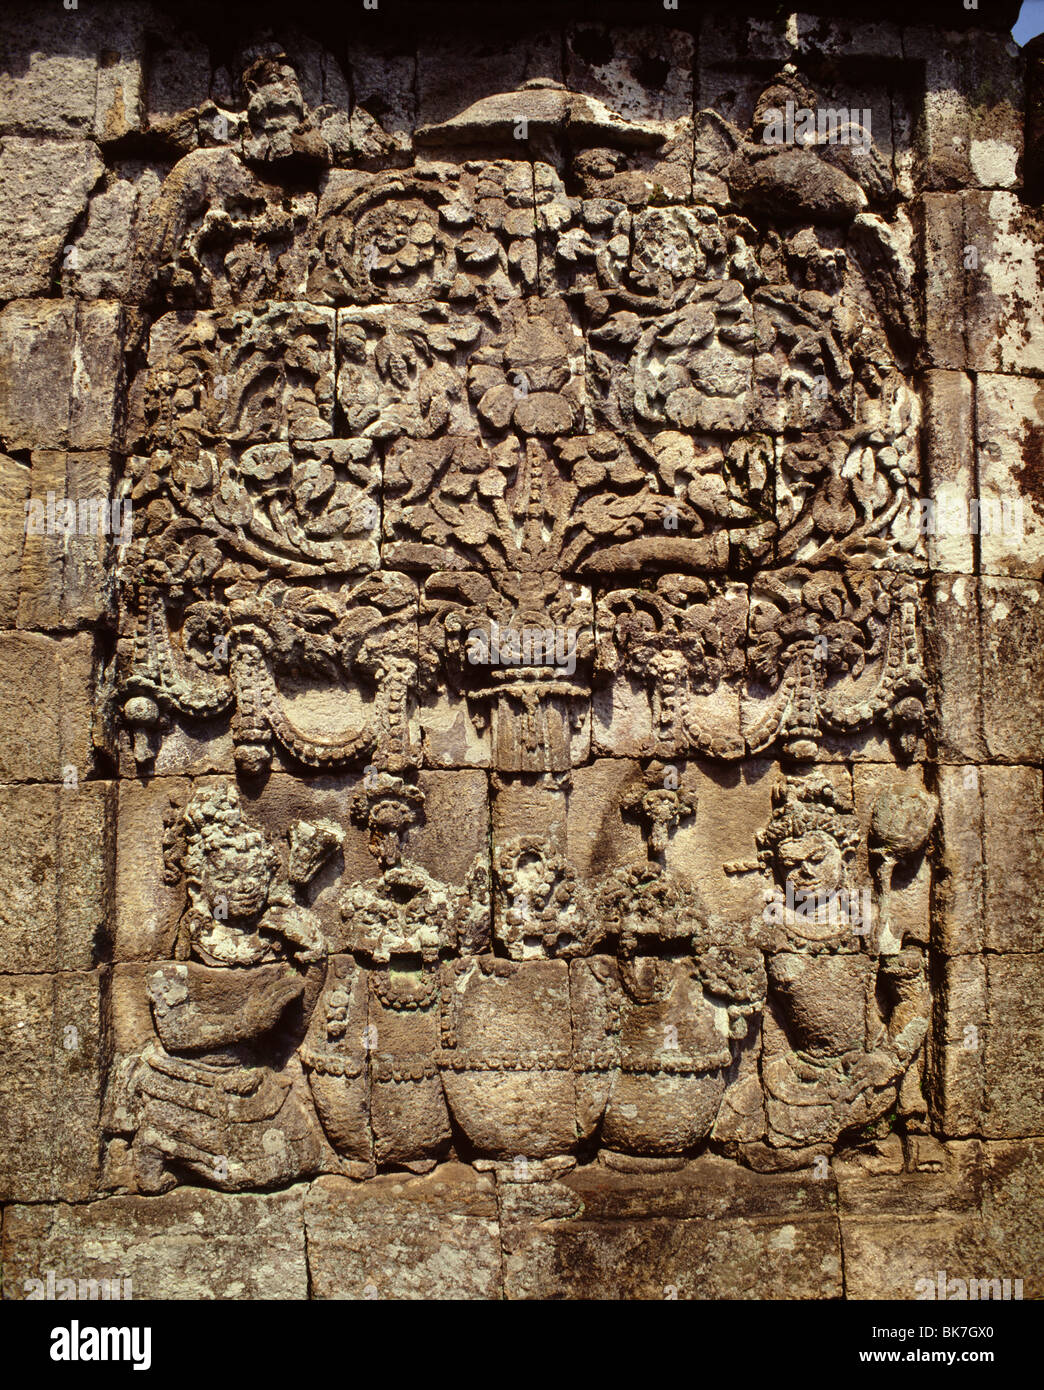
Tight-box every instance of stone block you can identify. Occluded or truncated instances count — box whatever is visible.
[841,1213,1027,1300]
[934,954,988,1138]
[0,1,145,142]
[18,451,115,630]
[662,758,779,923]
[982,766,1044,953]
[61,162,163,301]
[305,1166,502,1299]
[983,954,1044,1138]
[905,28,1022,192]
[697,14,789,131]
[933,766,985,956]
[833,1138,986,1218]
[0,137,103,298]
[923,370,975,574]
[0,11,100,136]
[439,959,575,1158]
[980,576,1044,762]
[966,193,1044,374]
[558,1153,838,1222]
[0,970,104,1202]
[836,1139,1042,1297]
[980,1139,1044,1292]
[503,1208,841,1299]
[923,194,967,371]
[852,764,934,950]
[0,299,124,452]
[565,25,694,124]
[1,1187,307,1298]
[92,32,144,144]
[415,32,562,129]
[0,632,96,782]
[976,373,1044,580]
[8,449,116,633]
[0,781,115,972]
[926,574,984,764]
[144,31,211,143]
[345,44,417,153]
[925,193,1044,375]
[0,452,29,628]
[792,15,903,61]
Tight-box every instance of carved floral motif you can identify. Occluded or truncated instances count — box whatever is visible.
[106,57,943,1186]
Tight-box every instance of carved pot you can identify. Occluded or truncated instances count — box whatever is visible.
[569,956,622,1142]
[369,964,451,1166]
[301,957,371,1163]
[601,957,732,1156]
[438,957,576,1159]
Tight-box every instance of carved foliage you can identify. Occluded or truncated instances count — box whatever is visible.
[105,58,945,1186]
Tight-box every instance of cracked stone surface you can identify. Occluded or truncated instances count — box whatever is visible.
[0,0,1040,1302]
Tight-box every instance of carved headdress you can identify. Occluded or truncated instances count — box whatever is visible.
[755,772,860,872]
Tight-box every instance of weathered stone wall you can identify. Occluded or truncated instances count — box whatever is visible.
[0,0,1040,1300]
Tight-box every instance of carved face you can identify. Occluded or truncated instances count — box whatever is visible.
[245,61,304,137]
[197,830,274,918]
[774,830,845,898]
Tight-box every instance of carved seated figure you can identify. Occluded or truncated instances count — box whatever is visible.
[105,785,340,1193]
[171,783,327,969]
[718,772,932,1170]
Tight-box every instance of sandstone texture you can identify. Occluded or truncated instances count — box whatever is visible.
[0,0,1040,1303]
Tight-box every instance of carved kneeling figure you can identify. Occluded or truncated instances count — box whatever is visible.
[105,786,340,1193]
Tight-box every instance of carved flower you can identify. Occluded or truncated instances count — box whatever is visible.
[168,453,216,496]
[133,532,224,597]
[456,230,500,267]
[127,453,171,502]
[629,207,722,296]
[238,443,292,483]
[559,433,645,490]
[749,571,885,686]
[810,475,857,536]
[469,310,581,437]
[181,601,229,672]
[633,286,756,432]
[367,207,438,280]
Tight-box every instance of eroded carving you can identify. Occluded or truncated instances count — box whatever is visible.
[105,785,336,1192]
[108,57,943,1187]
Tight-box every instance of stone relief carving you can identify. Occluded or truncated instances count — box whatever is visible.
[103,760,937,1183]
[716,772,936,1169]
[105,785,337,1192]
[103,53,943,1191]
